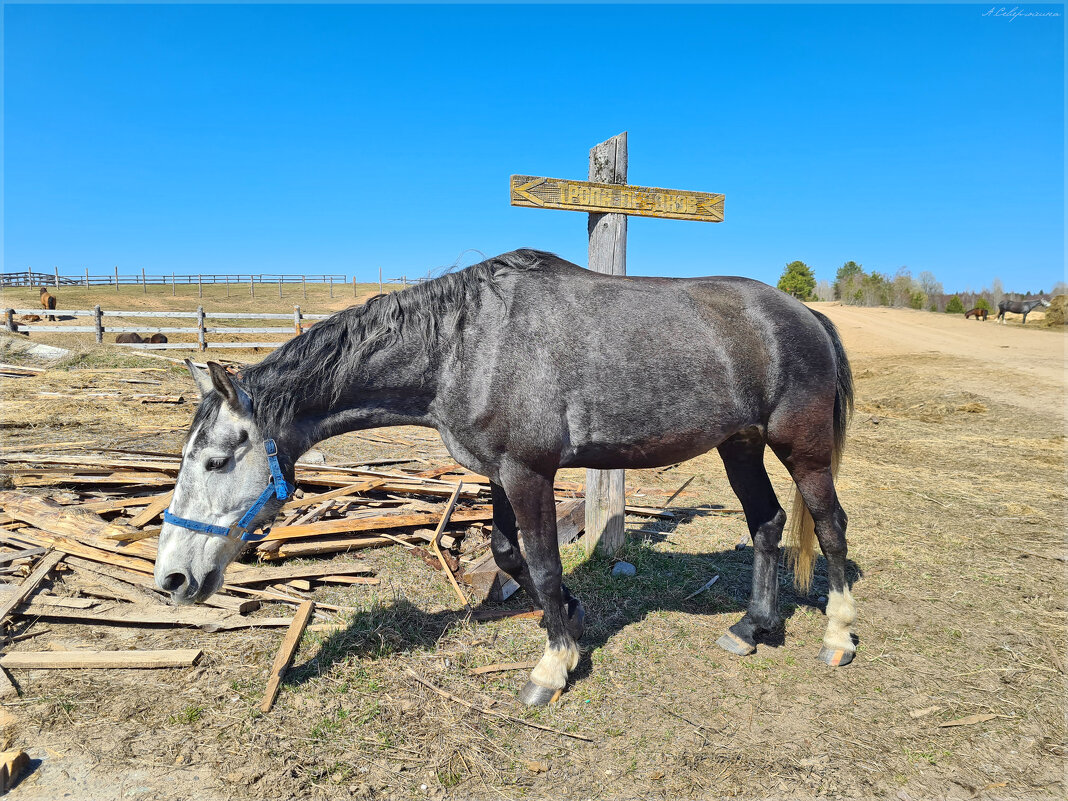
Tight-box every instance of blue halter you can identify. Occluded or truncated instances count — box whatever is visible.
[163,439,293,543]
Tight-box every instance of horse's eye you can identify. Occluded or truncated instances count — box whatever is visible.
[205,456,229,472]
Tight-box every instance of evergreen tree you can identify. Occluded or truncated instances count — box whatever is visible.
[777,261,816,300]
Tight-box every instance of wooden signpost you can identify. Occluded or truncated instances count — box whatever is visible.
[510,132,724,556]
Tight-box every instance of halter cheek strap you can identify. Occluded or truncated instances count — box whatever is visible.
[162,439,293,543]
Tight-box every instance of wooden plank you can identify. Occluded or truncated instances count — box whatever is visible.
[260,507,493,541]
[469,660,538,675]
[10,601,294,631]
[0,547,46,566]
[126,491,174,528]
[0,490,140,541]
[261,532,424,560]
[555,498,586,546]
[1,454,179,473]
[584,133,629,557]
[0,649,202,669]
[510,174,724,222]
[429,484,468,606]
[224,563,374,586]
[280,480,386,512]
[0,550,63,627]
[260,600,314,713]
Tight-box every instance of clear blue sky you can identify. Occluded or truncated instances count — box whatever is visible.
[3,3,1064,292]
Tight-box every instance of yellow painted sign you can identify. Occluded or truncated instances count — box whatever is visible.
[510,175,724,222]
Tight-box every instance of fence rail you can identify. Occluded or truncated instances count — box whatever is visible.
[1,270,348,289]
[4,306,332,351]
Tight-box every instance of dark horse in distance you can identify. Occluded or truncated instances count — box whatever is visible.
[153,250,856,706]
[965,307,988,321]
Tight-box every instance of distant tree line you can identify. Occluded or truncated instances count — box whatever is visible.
[776,260,1065,313]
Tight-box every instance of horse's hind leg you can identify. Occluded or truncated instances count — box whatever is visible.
[498,464,582,706]
[715,433,787,656]
[771,439,856,666]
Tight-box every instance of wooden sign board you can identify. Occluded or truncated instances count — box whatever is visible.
[510,175,724,222]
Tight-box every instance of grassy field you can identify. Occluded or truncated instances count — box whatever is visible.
[0,303,1064,800]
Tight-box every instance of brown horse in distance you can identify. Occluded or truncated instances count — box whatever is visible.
[965,307,988,321]
[115,333,144,344]
[39,287,57,321]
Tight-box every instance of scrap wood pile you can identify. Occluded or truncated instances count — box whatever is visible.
[0,447,595,689]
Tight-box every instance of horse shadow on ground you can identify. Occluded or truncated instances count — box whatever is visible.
[285,512,863,690]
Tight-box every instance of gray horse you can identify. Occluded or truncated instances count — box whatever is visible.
[996,297,1050,325]
[154,250,856,706]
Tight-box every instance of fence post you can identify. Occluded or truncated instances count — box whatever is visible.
[278,276,282,299]
[172,272,176,297]
[26,269,31,287]
[54,267,59,288]
[197,306,206,351]
[114,266,119,287]
[94,305,103,343]
[85,267,90,290]
[329,275,333,298]
[142,267,147,294]
[352,276,356,298]
[198,274,203,299]
[5,309,14,333]
[225,274,230,298]
[294,305,302,335]
[250,275,255,298]
[379,267,383,296]
[403,275,407,289]
[302,275,306,300]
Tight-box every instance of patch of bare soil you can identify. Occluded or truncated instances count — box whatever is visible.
[1,306,1065,800]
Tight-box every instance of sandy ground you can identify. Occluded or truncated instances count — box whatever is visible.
[2,302,1065,801]
[817,304,1065,413]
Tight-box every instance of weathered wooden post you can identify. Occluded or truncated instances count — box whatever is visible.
[278,276,283,299]
[85,267,90,290]
[54,267,59,288]
[197,306,206,351]
[583,133,629,555]
[93,305,103,343]
[402,275,407,289]
[509,132,724,555]
[142,268,147,294]
[225,274,230,298]
[379,267,383,296]
[302,275,307,300]
[250,276,255,298]
[329,275,334,298]
[198,274,203,299]
[293,305,303,335]
[172,271,176,297]
[5,309,14,333]
[352,276,357,298]
[114,266,119,287]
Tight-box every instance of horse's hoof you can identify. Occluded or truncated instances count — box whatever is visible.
[518,680,563,707]
[565,599,586,641]
[716,631,757,656]
[816,646,854,667]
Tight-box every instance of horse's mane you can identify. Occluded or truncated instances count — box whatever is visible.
[232,248,558,434]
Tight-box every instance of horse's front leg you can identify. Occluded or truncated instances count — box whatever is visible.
[499,462,583,706]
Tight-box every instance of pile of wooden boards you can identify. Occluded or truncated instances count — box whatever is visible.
[0,448,591,667]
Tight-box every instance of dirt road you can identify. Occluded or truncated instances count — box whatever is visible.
[815,303,1064,412]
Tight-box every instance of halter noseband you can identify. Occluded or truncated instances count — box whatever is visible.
[162,439,293,543]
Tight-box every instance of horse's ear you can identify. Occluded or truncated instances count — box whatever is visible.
[207,361,250,414]
[185,359,214,398]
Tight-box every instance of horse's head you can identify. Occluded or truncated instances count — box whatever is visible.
[154,360,290,604]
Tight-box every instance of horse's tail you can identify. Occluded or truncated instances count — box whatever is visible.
[785,309,854,592]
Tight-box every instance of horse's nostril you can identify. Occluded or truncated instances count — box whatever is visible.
[161,572,188,593]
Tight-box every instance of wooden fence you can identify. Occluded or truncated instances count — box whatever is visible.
[1,269,347,290]
[3,306,331,351]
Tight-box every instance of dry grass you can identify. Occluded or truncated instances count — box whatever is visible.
[1,309,1065,800]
